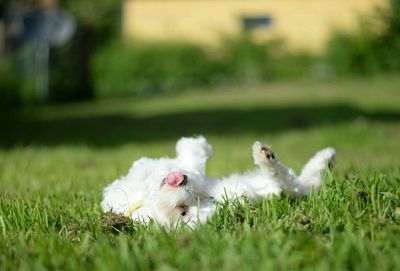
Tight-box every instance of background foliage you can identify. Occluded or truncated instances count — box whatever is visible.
[1,0,399,102]
[326,0,400,75]
[92,38,315,98]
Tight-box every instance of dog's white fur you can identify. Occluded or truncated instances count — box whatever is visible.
[101,136,335,227]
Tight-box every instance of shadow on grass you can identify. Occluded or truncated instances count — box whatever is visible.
[1,104,399,147]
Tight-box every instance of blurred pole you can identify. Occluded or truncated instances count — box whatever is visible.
[74,24,94,99]
[0,22,4,56]
[35,41,49,103]
[0,0,8,57]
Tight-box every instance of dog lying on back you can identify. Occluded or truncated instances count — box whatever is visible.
[101,136,335,228]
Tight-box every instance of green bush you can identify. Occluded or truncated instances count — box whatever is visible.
[375,0,400,71]
[219,37,270,84]
[93,41,232,97]
[325,30,381,75]
[325,0,400,75]
[0,60,36,107]
[92,38,316,98]
[0,61,19,105]
[220,37,315,81]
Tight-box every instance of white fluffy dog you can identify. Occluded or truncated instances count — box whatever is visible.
[101,136,335,227]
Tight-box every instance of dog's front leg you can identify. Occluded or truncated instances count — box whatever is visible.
[252,141,306,196]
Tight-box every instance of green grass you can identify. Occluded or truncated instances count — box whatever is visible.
[1,75,399,270]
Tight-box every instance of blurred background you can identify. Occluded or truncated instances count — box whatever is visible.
[0,0,399,105]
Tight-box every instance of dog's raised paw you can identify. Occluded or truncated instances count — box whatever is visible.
[252,141,276,165]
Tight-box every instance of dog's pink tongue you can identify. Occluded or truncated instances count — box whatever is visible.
[165,171,185,187]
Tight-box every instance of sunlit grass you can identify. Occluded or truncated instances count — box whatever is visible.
[0,76,399,270]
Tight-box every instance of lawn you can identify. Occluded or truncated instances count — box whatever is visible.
[1,76,399,270]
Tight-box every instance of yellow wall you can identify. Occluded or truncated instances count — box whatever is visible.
[123,0,386,53]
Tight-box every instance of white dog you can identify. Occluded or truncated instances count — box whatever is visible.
[101,136,335,227]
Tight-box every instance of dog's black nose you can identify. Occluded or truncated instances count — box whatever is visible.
[180,175,188,186]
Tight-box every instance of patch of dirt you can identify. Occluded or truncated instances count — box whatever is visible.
[101,212,136,234]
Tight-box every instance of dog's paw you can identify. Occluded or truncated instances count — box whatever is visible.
[317,147,336,170]
[252,141,276,166]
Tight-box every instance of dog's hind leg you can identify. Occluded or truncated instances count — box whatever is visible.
[298,147,336,194]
